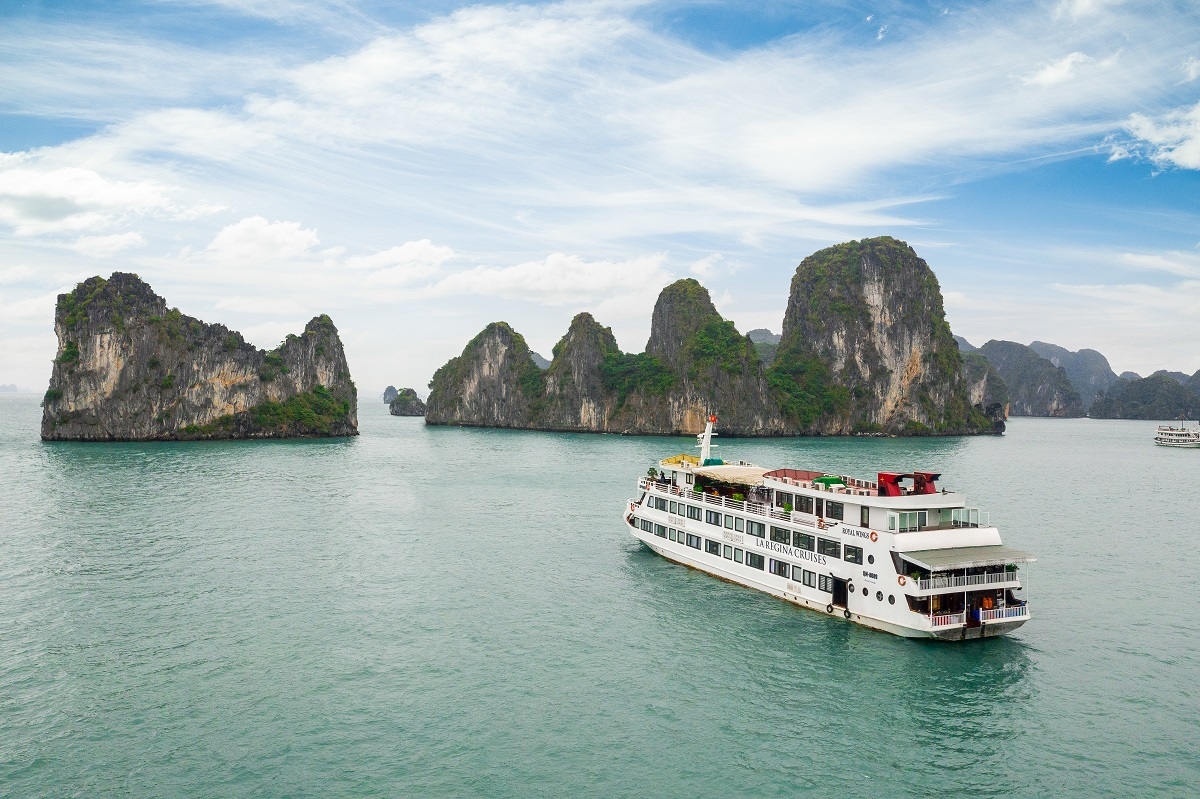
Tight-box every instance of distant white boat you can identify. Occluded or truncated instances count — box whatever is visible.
[1155,424,1200,448]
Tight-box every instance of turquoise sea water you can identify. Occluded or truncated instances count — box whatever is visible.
[1,394,1198,798]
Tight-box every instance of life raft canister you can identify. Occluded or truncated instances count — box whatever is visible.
[898,575,907,586]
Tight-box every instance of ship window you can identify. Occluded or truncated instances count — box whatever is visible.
[687,505,702,521]
[867,554,874,565]
[876,591,884,602]
[655,524,668,538]
[705,510,722,526]
[775,491,793,508]
[862,587,868,596]
[818,574,833,593]
[734,517,744,532]
[888,595,896,605]
[746,553,765,570]
[844,545,863,565]
[797,495,814,514]
[705,539,721,555]
[734,548,743,564]
[669,529,677,542]
[640,519,653,532]
[669,501,677,514]
[769,559,789,578]
[723,545,733,560]
[826,501,844,521]
[818,538,841,558]
[770,526,790,545]
[861,506,870,528]
[802,569,816,588]
[746,521,765,538]
[654,497,668,511]
[686,534,702,550]
[686,473,693,484]
[815,498,824,518]
[723,514,734,529]
[795,533,815,552]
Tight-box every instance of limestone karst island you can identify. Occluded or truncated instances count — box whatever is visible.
[41,273,358,441]
[426,236,1006,436]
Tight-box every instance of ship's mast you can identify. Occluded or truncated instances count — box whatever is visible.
[697,414,718,463]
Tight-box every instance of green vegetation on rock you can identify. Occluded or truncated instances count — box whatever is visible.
[56,341,80,365]
[600,352,676,403]
[1089,375,1200,420]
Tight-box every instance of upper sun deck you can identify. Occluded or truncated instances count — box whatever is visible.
[658,454,970,510]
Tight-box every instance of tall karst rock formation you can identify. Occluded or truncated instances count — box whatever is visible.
[769,237,993,434]
[425,238,996,437]
[426,281,781,435]
[978,340,1085,417]
[42,273,358,440]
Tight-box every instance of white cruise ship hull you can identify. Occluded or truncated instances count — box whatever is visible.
[628,517,1027,640]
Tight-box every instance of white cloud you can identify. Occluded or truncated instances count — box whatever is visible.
[214,296,309,315]
[70,232,146,258]
[0,265,36,285]
[1024,52,1091,86]
[1056,0,1124,18]
[690,253,723,278]
[1125,101,1200,169]
[207,216,319,262]
[1119,251,1200,278]
[0,165,171,235]
[430,252,670,305]
[346,239,456,286]
[1181,57,1200,83]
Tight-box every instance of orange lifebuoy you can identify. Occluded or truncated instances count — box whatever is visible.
[817,518,826,530]
[898,575,907,586]
[869,531,878,542]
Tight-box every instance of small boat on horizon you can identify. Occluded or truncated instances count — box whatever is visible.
[625,415,1035,641]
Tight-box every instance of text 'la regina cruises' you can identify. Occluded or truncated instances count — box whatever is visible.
[626,416,1034,640]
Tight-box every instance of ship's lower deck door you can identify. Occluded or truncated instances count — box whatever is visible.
[832,578,848,608]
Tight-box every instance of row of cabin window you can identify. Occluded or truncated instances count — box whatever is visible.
[655,493,879,534]
[641,508,865,566]
[636,518,864,575]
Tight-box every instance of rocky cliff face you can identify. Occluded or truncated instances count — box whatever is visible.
[388,388,427,416]
[1089,374,1200,420]
[426,283,782,435]
[978,340,1084,417]
[425,239,997,437]
[770,237,991,435]
[610,279,782,435]
[42,273,357,440]
[424,322,545,427]
[1028,341,1117,410]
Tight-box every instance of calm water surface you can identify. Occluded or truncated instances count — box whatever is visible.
[1,395,1197,797]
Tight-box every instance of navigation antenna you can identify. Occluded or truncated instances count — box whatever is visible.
[697,414,718,464]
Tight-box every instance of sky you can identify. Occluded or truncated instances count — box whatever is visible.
[1,0,1199,397]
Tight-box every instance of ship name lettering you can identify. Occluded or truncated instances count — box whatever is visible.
[754,538,827,566]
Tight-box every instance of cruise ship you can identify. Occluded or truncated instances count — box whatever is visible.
[1154,424,1200,448]
[625,417,1034,640]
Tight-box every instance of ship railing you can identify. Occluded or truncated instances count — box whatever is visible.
[917,570,1019,591]
[979,605,1029,622]
[929,612,965,628]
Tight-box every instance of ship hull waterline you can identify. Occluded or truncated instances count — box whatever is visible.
[630,524,1028,641]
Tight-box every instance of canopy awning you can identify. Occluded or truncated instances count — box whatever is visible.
[900,545,1037,571]
[692,465,770,487]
